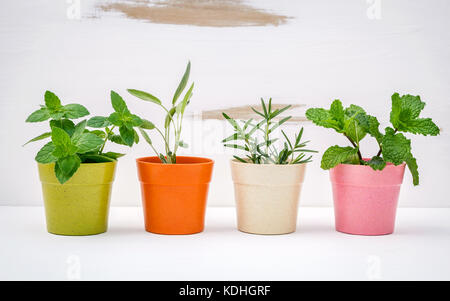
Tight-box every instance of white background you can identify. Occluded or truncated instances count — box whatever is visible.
[0,0,449,208]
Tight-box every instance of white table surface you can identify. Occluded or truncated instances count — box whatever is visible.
[0,206,449,281]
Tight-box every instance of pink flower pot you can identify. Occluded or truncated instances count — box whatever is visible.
[330,162,406,235]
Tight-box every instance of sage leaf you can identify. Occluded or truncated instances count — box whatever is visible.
[127,89,162,105]
[172,61,191,105]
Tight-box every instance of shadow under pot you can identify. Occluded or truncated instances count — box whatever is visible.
[38,162,116,236]
[230,160,307,235]
[329,162,406,236]
[136,156,214,235]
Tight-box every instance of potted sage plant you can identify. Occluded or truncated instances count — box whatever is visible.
[222,98,317,235]
[25,90,145,235]
[306,93,440,235]
[128,62,214,235]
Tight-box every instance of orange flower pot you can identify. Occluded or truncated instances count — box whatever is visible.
[136,156,214,235]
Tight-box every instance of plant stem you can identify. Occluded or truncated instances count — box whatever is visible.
[376,128,397,157]
[149,142,160,158]
[344,134,363,162]
[376,144,382,157]
[99,126,115,154]
[155,127,170,154]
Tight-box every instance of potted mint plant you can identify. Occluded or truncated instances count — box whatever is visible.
[25,90,145,235]
[306,93,440,235]
[222,98,317,235]
[127,62,214,235]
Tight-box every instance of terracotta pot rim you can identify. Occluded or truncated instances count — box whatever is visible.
[136,156,214,166]
[230,159,307,167]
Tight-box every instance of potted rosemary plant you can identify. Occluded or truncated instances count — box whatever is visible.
[128,62,214,235]
[222,98,317,235]
[25,90,144,235]
[306,93,440,235]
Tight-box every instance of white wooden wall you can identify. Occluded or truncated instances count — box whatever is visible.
[0,0,449,207]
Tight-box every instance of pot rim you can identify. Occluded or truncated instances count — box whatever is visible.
[136,156,214,166]
[37,161,117,166]
[336,158,406,169]
[230,159,307,167]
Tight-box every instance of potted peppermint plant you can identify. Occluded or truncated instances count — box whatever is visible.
[127,62,214,235]
[306,93,440,235]
[222,98,317,235]
[25,90,145,235]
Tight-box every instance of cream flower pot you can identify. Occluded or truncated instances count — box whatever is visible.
[230,160,306,235]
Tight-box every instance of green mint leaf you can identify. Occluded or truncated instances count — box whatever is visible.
[365,156,386,170]
[51,127,78,158]
[127,89,162,105]
[355,113,383,143]
[44,91,62,110]
[111,91,130,115]
[89,130,106,139]
[49,110,66,120]
[389,93,438,136]
[80,154,115,163]
[320,145,358,170]
[344,104,365,118]
[130,114,143,127]
[87,116,111,128]
[329,99,345,126]
[305,108,342,132]
[25,108,50,122]
[401,118,440,136]
[108,112,123,126]
[74,132,104,154]
[391,94,425,129]
[106,133,127,145]
[381,127,411,165]
[71,120,87,140]
[63,104,89,119]
[172,61,191,105]
[54,155,81,184]
[102,152,125,160]
[343,118,367,144]
[50,119,75,136]
[51,126,73,149]
[119,125,135,146]
[405,154,419,186]
[23,132,51,146]
[35,142,57,163]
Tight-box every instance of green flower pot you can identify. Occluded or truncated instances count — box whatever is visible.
[38,162,117,236]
